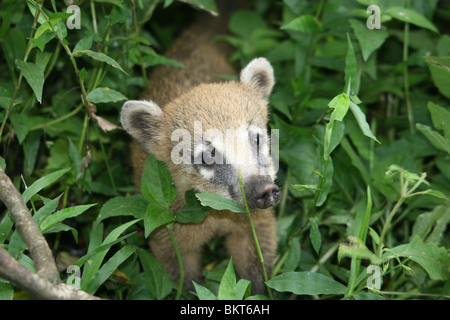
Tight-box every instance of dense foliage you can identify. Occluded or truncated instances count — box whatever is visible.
[0,0,449,300]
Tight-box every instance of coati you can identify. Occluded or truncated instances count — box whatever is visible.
[120,5,280,295]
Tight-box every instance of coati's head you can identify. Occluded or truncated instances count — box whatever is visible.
[121,58,280,210]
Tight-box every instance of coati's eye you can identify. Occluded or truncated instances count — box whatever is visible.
[202,148,216,166]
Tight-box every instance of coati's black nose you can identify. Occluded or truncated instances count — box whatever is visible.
[254,182,280,209]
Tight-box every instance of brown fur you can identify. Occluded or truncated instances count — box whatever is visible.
[121,8,279,295]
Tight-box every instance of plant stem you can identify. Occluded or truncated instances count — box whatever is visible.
[238,169,273,300]
[166,223,183,300]
[403,0,414,134]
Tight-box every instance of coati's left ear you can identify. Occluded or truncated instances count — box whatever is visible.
[120,100,163,152]
[240,57,275,102]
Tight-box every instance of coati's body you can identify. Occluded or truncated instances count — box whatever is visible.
[121,8,280,294]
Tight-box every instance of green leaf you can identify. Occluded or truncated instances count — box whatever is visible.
[193,282,217,300]
[22,167,71,203]
[173,190,210,223]
[9,113,30,144]
[416,124,450,154]
[349,19,389,61]
[73,50,127,74]
[217,258,251,300]
[386,7,438,33]
[281,14,321,33]
[266,272,347,295]
[349,101,380,144]
[424,57,450,99]
[383,236,450,280]
[144,204,174,238]
[309,218,322,255]
[16,60,45,103]
[87,87,128,104]
[428,102,450,139]
[283,237,301,272]
[344,33,360,96]
[291,184,318,192]
[141,156,176,207]
[40,204,96,231]
[80,219,141,290]
[31,194,62,228]
[181,0,218,15]
[96,195,148,224]
[86,245,137,294]
[138,249,173,300]
[73,34,94,54]
[412,205,450,243]
[196,192,246,213]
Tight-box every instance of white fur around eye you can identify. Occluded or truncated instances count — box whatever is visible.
[198,167,214,180]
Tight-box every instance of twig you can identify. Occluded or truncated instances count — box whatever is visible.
[0,245,100,300]
[0,167,102,299]
[0,167,60,283]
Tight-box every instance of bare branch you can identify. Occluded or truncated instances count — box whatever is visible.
[0,167,102,299]
[0,167,60,283]
[0,245,100,300]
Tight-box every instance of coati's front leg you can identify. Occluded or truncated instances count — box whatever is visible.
[225,210,277,295]
[149,219,216,292]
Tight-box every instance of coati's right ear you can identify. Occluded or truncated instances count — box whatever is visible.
[120,100,163,147]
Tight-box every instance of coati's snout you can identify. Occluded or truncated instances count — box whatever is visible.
[243,176,281,210]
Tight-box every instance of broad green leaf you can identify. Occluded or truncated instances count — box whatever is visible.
[283,237,301,272]
[86,245,137,294]
[142,52,186,68]
[281,14,321,33]
[141,156,176,207]
[428,102,450,139]
[0,283,13,300]
[217,258,251,300]
[138,249,173,300]
[196,192,246,213]
[22,167,71,203]
[266,272,347,295]
[309,218,322,255]
[193,282,217,300]
[87,87,127,104]
[16,60,45,103]
[173,190,210,223]
[412,205,450,244]
[424,57,450,99]
[416,124,450,154]
[386,7,438,33]
[9,113,29,144]
[96,195,148,224]
[73,50,127,74]
[383,236,450,280]
[329,94,350,122]
[40,204,96,231]
[73,34,94,54]
[349,19,389,61]
[338,236,382,265]
[144,204,174,238]
[349,101,380,144]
